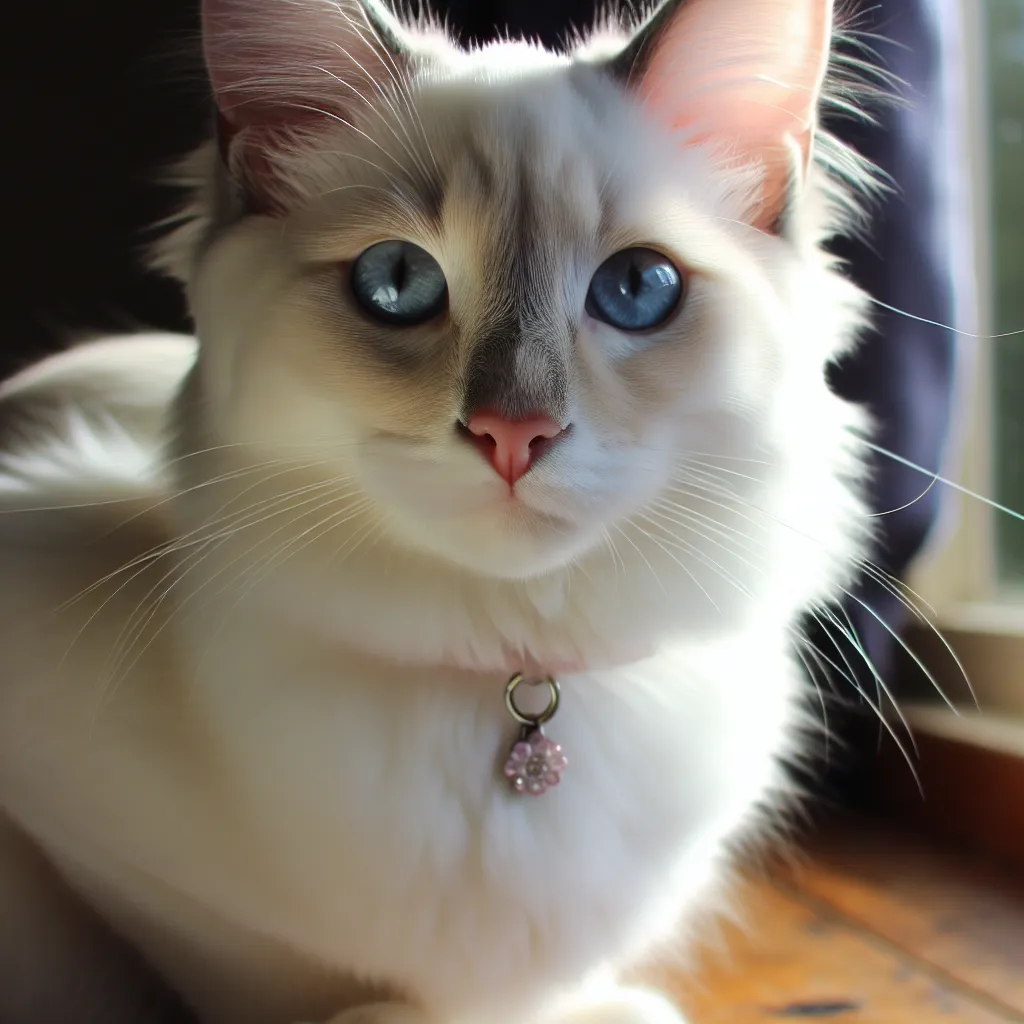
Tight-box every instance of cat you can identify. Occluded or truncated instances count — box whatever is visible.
[0,0,878,1021]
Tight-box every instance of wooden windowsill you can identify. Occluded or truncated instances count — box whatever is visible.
[904,702,1024,758]
[860,701,1024,873]
[635,814,1024,1022]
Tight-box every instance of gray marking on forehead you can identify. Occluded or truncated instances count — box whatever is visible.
[418,167,446,225]
[566,63,617,120]
[460,136,498,200]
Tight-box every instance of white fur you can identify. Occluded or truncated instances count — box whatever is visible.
[0,2,874,1023]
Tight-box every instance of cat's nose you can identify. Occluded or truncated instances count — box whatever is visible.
[463,412,568,485]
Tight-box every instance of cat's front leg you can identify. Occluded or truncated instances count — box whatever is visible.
[312,989,688,1024]
[543,986,688,1024]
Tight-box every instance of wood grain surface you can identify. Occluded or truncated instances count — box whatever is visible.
[637,818,1024,1023]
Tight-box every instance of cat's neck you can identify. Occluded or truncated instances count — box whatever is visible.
[167,500,671,682]
[426,645,656,678]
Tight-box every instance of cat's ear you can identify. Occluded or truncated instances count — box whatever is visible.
[201,0,414,208]
[608,0,833,234]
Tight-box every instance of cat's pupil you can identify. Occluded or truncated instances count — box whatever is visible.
[626,263,643,298]
[370,253,408,309]
[393,255,408,292]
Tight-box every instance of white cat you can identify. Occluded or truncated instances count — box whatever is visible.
[0,1,876,1022]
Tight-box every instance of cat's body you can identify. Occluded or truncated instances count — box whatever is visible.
[0,452,794,1023]
[0,1,875,1022]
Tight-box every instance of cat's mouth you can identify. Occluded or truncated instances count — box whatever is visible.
[477,492,575,530]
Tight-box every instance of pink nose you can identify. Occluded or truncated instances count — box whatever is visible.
[464,412,566,485]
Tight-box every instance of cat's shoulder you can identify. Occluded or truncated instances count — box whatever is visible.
[0,333,194,621]
[0,333,195,512]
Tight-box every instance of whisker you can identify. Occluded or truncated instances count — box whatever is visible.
[650,497,762,556]
[638,510,756,594]
[309,56,431,185]
[343,1,439,175]
[807,608,921,793]
[190,497,378,675]
[611,522,669,597]
[836,585,959,716]
[862,439,1024,523]
[91,456,337,543]
[866,295,1024,339]
[625,517,723,611]
[857,562,976,709]
[658,466,970,748]
[866,475,939,518]
[788,636,833,761]
[679,457,766,486]
[59,469,345,610]
[97,487,360,710]
[69,477,355,684]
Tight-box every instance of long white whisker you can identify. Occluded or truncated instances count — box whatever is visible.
[866,295,1024,339]
[344,2,438,175]
[857,562,976,708]
[638,510,757,594]
[625,517,723,611]
[98,488,360,708]
[809,607,921,791]
[190,497,378,675]
[863,439,1024,523]
[60,470,345,610]
[309,58,431,184]
[612,523,669,597]
[81,479,358,689]
[680,457,766,486]
[837,585,959,716]
[650,497,762,556]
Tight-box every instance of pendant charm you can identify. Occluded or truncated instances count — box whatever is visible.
[503,673,567,796]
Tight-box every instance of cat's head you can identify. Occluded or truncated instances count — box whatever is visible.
[160,0,869,589]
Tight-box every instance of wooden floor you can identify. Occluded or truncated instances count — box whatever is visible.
[641,818,1024,1022]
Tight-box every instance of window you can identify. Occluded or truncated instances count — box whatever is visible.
[990,0,1024,586]
[908,0,1024,718]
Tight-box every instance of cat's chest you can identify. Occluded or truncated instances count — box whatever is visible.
[62,632,795,1022]
[173,638,784,975]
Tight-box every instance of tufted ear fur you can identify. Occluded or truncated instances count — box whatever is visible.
[608,0,834,233]
[201,0,416,209]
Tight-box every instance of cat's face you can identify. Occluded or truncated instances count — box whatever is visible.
[179,0,854,585]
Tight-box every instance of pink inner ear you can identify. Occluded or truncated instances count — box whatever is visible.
[632,0,833,230]
[202,0,397,131]
[201,0,409,209]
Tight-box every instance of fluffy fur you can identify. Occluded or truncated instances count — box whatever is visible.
[0,1,876,1022]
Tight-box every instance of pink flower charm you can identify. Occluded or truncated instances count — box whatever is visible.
[503,730,567,795]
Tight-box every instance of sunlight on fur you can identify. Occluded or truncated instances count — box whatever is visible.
[0,1,903,1022]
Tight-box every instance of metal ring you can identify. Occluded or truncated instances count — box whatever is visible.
[505,673,560,727]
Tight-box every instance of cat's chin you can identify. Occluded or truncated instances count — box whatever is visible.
[384,504,603,581]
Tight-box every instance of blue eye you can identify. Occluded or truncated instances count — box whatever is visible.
[351,240,447,326]
[585,247,683,331]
